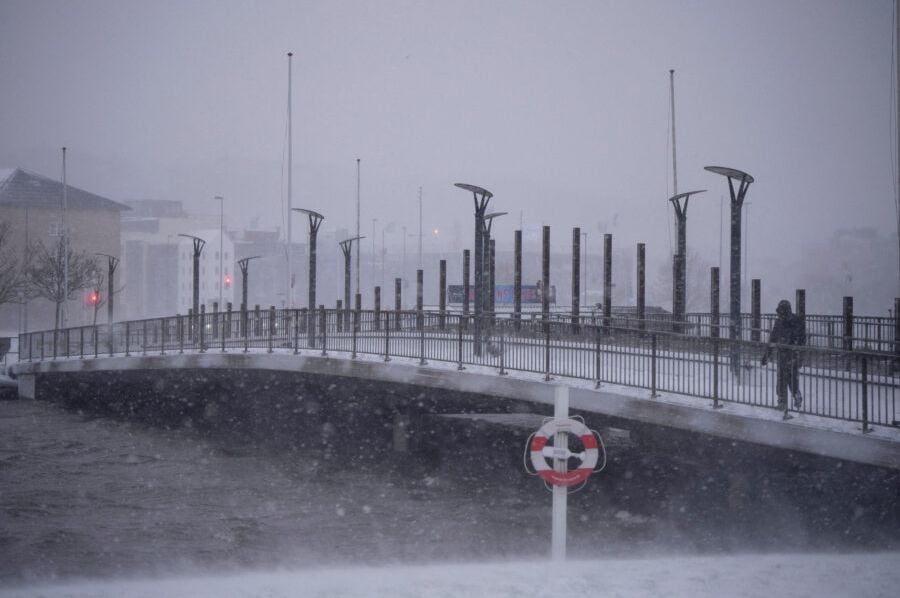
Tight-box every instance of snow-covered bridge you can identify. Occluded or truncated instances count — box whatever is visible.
[9,309,900,470]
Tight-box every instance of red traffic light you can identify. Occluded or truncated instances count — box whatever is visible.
[88,291,100,305]
[224,274,232,289]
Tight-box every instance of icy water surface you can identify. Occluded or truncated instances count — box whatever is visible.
[1,393,898,587]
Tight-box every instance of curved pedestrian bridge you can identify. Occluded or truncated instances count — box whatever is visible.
[9,309,900,470]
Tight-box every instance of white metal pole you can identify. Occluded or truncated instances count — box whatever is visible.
[417,186,423,269]
[551,384,569,561]
[216,195,224,308]
[670,69,678,196]
[356,158,361,298]
[62,146,68,328]
[286,52,293,307]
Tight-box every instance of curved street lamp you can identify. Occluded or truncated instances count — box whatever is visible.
[177,234,206,319]
[455,183,493,356]
[292,208,325,344]
[668,189,706,331]
[704,166,754,374]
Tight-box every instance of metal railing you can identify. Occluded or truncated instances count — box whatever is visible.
[17,308,899,432]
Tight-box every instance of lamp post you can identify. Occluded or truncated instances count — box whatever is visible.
[94,253,119,325]
[455,183,493,356]
[339,235,364,329]
[214,195,224,310]
[237,255,261,312]
[668,189,706,332]
[704,166,753,374]
[178,234,206,338]
[292,208,324,344]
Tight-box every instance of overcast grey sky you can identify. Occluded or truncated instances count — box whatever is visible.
[0,0,895,279]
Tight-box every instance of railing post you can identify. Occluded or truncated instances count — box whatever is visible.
[212,301,219,339]
[65,329,70,359]
[336,299,344,333]
[457,315,465,371]
[594,325,602,388]
[178,314,184,354]
[293,309,300,354]
[544,326,552,381]
[650,333,659,398]
[79,327,84,359]
[41,331,45,361]
[160,319,167,355]
[125,322,131,357]
[142,319,148,355]
[861,354,870,433]
[221,311,227,352]
[320,305,327,356]
[395,278,402,331]
[94,325,99,358]
[384,310,391,362]
[268,305,275,353]
[439,259,447,331]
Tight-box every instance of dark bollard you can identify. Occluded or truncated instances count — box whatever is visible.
[710,267,720,339]
[637,243,646,331]
[462,249,471,330]
[843,296,854,352]
[439,259,447,331]
[416,269,424,331]
[268,305,275,353]
[384,311,391,362]
[542,225,550,335]
[894,298,900,369]
[320,304,327,356]
[751,279,761,342]
[336,299,344,333]
[394,278,402,332]
[514,230,522,332]
[572,227,581,334]
[374,286,382,332]
[488,239,496,326]
[254,304,261,337]
[603,233,612,333]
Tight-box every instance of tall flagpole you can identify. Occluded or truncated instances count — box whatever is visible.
[670,69,678,196]
[286,52,293,307]
[356,158,361,296]
[62,146,69,328]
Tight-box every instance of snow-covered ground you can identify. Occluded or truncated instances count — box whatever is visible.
[3,553,898,598]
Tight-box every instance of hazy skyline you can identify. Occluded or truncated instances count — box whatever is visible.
[1,0,897,311]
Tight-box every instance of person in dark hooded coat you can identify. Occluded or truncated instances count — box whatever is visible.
[761,300,806,410]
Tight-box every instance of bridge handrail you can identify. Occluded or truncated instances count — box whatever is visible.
[14,308,899,432]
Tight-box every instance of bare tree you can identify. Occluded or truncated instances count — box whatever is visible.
[0,221,27,306]
[25,238,99,330]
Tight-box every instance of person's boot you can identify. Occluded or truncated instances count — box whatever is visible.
[776,397,787,411]
[793,393,803,410]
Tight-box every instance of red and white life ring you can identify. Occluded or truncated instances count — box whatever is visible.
[529,418,599,487]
